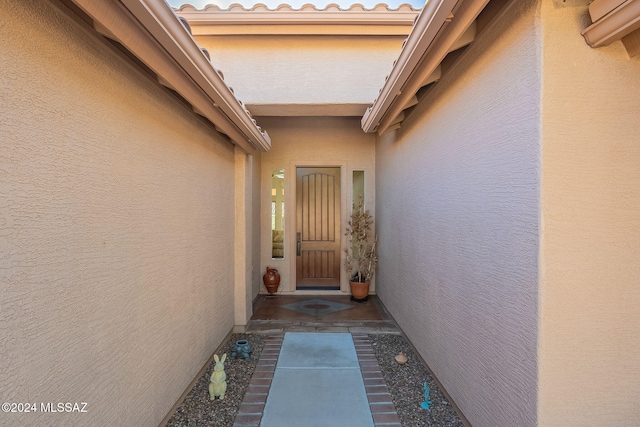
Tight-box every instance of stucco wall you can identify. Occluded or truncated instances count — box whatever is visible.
[0,1,235,425]
[375,1,540,426]
[258,117,375,293]
[251,152,263,300]
[195,35,405,109]
[538,3,640,426]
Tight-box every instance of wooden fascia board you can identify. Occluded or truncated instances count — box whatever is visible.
[582,0,640,47]
[176,8,419,36]
[71,0,271,152]
[187,24,413,36]
[361,0,489,134]
[360,0,459,133]
[176,10,419,27]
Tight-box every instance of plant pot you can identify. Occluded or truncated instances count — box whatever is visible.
[263,267,280,294]
[349,281,370,301]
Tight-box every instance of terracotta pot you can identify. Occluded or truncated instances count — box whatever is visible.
[263,267,280,294]
[349,281,370,300]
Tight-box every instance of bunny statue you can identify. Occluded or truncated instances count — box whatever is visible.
[209,353,227,400]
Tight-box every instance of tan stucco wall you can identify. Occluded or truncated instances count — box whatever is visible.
[195,35,405,110]
[258,117,375,293]
[0,1,236,425]
[234,148,253,327]
[375,1,541,426]
[251,152,263,300]
[538,3,640,426]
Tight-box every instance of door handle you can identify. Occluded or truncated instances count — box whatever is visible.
[297,232,301,256]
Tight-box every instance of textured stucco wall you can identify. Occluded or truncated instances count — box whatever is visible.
[375,1,540,426]
[195,35,405,107]
[251,152,263,300]
[538,3,640,426]
[0,1,235,425]
[258,117,375,293]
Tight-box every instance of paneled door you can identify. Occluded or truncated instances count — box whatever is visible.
[296,167,341,290]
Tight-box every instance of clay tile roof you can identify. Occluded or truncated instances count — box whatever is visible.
[176,3,420,12]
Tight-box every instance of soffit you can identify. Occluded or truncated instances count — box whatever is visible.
[175,3,420,36]
[69,0,271,152]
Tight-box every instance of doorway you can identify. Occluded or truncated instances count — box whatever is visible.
[296,167,341,290]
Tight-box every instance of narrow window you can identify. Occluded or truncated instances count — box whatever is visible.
[271,169,285,259]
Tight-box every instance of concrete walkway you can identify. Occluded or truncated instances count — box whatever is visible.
[261,333,373,427]
[233,332,402,427]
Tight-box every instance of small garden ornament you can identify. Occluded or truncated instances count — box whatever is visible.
[421,381,432,410]
[231,339,252,360]
[394,351,408,365]
[209,353,227,400]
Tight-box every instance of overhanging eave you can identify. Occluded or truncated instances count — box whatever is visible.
[70,0,271,152]
[361,0,491,134]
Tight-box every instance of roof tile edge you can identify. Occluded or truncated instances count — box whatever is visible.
[176,2,420,12]
[175,2,420,32]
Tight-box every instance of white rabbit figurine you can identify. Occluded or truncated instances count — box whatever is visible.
[209,353,227,400]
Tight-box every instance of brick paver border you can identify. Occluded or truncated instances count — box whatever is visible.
[233,334,283,427]
[352,333,402,426]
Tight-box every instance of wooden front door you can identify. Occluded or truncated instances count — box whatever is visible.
[296,167,341,290]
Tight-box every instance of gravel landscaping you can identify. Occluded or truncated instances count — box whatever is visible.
[166,334,266,427]
[368,334,464,427]
[166,333,463,427]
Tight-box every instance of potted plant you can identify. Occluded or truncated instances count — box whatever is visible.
[344,198,377,301]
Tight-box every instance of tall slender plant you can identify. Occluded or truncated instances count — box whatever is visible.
[344,198,377,283]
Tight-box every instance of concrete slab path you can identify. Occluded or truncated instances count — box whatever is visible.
[260,333,373,427]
